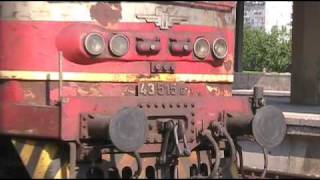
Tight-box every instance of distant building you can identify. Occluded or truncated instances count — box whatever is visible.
[244,1,265,30]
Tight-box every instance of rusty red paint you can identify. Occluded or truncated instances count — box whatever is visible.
[224,60,233,72]
[58,95,252,141]
[0,80,233,106]
[0,1,244,161]
[90,2,122,26]
[0,81,24,103]
[50,82,137,102]
[0,81,232,105]
[0,103,60,139]
[0,94,251,142]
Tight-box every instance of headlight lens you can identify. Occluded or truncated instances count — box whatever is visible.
[212,38,228,59]
[193,38,210,59]
[109,34,130,57]
[84,33,105,56]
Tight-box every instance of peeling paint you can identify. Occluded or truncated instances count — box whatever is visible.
[0,1,235,29]
[23,89,35,99]
[90,2,122,26]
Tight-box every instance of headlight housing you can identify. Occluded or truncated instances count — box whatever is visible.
[109,34,130,57]
[84,33,105,56]
[212,38,228,60]
[193,38,210,59]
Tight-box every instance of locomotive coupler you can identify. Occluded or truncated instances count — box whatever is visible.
[158,119,191,165]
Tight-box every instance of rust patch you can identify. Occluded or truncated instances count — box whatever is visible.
[90,2,122,26]
[224,59,233,72]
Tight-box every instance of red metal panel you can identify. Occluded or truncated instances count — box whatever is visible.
[0,21,234,75]
[60,96,252,141]
[0,103,60,139]
[0,1,238,143]
[0,81,24,103]
[0,84,248,141]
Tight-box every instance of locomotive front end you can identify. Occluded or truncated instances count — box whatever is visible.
[0,1,286,179]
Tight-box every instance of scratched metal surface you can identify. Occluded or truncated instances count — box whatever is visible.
[0,1,236,29]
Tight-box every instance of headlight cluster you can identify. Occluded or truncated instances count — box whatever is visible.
[84,33,130,57]
[83,32,228,60]
[193,37,228,60]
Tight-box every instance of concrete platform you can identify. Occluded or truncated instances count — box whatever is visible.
[233,72,291,91]
[233,90,320,177]
[234,90,320,136]
[232,89,290,97]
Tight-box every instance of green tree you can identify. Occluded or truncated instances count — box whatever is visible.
[243,25,292,72]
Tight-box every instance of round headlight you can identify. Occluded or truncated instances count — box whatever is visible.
[109,34,129,57]
[84,33,105,56]
[193,38,210,59]
[212,38,228,59]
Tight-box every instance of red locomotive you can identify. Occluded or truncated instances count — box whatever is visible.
[0,1,286,178]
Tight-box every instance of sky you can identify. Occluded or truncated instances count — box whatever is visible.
[265,1,293,32]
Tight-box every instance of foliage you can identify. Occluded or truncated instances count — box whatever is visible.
[243,25,292,72]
